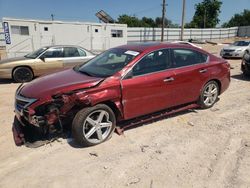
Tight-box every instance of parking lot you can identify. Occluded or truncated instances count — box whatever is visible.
[0,41,250,188]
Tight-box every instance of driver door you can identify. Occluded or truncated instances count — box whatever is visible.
[35,47,64,76]
[121,49,176,120]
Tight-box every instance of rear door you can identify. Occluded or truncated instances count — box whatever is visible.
[170,48,211,105]
[121,49,176,120]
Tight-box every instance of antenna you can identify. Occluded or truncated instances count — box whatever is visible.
[51,14,55,21]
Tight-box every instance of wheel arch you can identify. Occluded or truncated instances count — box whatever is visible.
[204,79,221,95]
[101,100,123,121]
[12,65,34,79]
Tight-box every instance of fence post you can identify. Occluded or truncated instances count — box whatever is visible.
[153,27,155,41]
[201,29,203,40]
[210,29,212,40]
[219,29,222,39]
[166,29,168,41]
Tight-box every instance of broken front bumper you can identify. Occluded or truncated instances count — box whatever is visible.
[13,113,48,146]
[12,117,25,146]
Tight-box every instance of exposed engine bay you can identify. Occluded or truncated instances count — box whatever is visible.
[13,85,92,147]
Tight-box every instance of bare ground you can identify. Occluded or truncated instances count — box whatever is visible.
[0,43,250,188]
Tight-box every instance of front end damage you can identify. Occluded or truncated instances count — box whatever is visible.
[13,87,91,147]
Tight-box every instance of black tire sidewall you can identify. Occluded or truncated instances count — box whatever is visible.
[13,67,33,83]
[199,81,219,109]
[72,104,116,147]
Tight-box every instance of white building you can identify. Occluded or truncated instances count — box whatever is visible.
[2,17,127,58]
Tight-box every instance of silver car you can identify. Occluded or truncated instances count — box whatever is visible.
[220,41,250,58]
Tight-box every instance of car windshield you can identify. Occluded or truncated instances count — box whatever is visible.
[25,47,48,58]
[77,48,140,78]
[233,41,250,46]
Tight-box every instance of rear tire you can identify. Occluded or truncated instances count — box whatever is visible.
[72,104,116,147]
[13,67,34,83]
[199,81,219,109]
[242,69,250,77]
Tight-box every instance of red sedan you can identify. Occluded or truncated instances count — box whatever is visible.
[13,43,230,147]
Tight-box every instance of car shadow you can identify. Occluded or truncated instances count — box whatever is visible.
[120,108,198,132]
[223,57,242,60]
[0,79,15,84]
[231,74,250,81]
[67,108,198,148]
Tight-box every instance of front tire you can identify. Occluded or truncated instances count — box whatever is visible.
[13,67,34,83]
[199,81,219,109]
[72,104,116,147]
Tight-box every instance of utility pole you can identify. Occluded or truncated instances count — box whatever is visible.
[161,0,166,42]
[51,14,55,21]
[180,0,186,41]
[203,9,206,28]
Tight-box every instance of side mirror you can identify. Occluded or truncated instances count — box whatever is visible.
[39,56,45,61]
[124,70,133,79]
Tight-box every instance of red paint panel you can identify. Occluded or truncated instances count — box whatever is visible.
[121,70,176,119]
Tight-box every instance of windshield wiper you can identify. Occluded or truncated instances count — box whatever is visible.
[78,70,95,77]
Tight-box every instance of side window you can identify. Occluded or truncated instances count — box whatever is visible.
[77,48,87,57]
[132,49,170,76]
[171,49,208,68]
[64,47,80,57]
[40,48,63,58]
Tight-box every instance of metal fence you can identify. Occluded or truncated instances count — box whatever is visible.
[238,26,250,37]
[127,27,239,43]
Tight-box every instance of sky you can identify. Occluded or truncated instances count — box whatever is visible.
[0,0,249,26]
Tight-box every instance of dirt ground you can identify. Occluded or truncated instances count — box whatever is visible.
[0,41,250,188]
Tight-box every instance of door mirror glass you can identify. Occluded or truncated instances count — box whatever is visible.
[124,70,133,79]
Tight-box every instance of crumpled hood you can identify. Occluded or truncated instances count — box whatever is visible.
[223,45,247,51]
[20,68,104,99]
[0,56,27,64]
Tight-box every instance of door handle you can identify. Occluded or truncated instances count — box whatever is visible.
[163,77,174,82]
[199,69,207,73]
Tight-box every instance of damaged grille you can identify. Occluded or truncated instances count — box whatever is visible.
[15,94,37,115]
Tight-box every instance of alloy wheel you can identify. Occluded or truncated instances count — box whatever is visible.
[83,110,113,144]
[203,83,218,106]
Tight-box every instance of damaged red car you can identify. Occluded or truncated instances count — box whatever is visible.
[13,43,230,147]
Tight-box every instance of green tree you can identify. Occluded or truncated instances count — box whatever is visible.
[141,17,157,27]
[222,9,250,27]
[186,0,222,28]
[117,14,178,28]
[117,15,147,27]
[155,17,178,28]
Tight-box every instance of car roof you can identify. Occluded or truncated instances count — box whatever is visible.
[43,45,83,48]
[116,42,201,52]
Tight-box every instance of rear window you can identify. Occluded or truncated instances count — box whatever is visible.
[171,49,208,68]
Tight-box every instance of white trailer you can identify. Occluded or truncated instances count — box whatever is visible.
[2,18,127,58]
